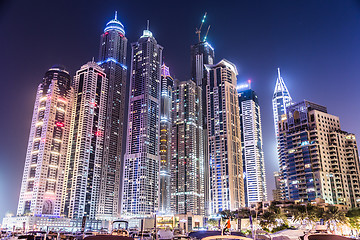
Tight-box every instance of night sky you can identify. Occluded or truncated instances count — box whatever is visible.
[1,0,360,219]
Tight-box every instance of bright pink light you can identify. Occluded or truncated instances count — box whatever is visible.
[95,131,101,136]
[56,122,64,127]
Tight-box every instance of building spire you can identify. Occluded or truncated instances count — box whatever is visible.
[277,67,281,80]
[115,11,117,20]
[274,67,291,98]
[147,20,150,30]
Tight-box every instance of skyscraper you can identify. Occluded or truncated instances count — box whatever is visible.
[171,79,204,215]
[191,36,214,216]
[206,59,245,214]
[63,61,108,219]
[238,87,267,206]
[272,172,281,201]
[123,28,163,216]
[279,100,360,207]
[17,65,73,217]
[272,68,292,139]
[272,68,292,200]
[191,41,214,96]
[97,12,128,219]
[159,63,173,215]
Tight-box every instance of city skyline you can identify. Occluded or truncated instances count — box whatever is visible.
[1,0,360,219]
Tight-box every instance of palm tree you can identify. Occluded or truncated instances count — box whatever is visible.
[292,204,308,225]
[288,203,322,230]
[219,210,234,220]
[268,202,287,224]
[323,206,348,232]
[259,211,277,231]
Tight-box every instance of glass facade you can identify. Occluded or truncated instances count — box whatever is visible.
[123,29,163,216]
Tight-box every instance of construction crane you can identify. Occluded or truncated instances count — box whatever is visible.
[203,25,211,42]
[195,12,207,42]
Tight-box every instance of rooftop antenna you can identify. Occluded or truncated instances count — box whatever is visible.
[203,25,211,42]
[147,20,150,30]
[115,11,117,20]
[195,12,207,43]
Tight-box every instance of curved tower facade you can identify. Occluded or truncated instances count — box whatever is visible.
[63,61,108,219]
[272,68,292,200]
[97,12,128,219]
[17,66,73,217]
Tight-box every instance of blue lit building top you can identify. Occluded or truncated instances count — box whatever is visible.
[104,11,125,35]
[97,57,127,70]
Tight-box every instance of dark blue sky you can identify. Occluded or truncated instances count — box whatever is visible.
[1,0,360,219]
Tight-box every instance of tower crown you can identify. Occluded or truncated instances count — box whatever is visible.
[47,64,69,74]
[104,11,125,35]
[273,68,291,98]
[161,63,171,78]
[141,29,153,38]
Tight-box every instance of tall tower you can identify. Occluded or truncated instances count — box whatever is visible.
[191,42,214,92]
[279,100,360,208]
[17,65,73,217]
[159,63,173,215]
[191,14,215,215]
[97,12,128,219]
[123,28,163,216]
[272,68,292,139]
[63,61,108,219]
[171,79,204,215]
[238,87,267,206]
[206,59,245,214]
[272,68,292,199]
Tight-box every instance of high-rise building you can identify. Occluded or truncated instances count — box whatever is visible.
[171,79,204,215]
[63,61,108,219]
[122,28,163,216]
[159,64,173,215]
[191,41,214,98]
[97,12,128,219]
[17,65,73,216]
[272,68,292,139]
[272,172,281,201]
[279,100,360,208]
[191,39,214,216]
[206,59,245,214]
[272,68,292,200]
[238,87,267,206]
